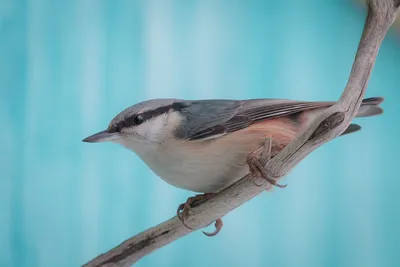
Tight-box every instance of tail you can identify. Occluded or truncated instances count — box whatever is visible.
[355,97,384,117]
[341,97,384,136]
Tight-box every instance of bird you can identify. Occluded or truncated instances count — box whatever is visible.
[83,96,384,235]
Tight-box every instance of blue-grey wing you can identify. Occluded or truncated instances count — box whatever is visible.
[174,99,331,141]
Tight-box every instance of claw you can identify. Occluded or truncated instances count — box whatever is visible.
[177,193,223,236]
[254,160,287,188]
[268,179,287,188]
[184,197,195,212]
[202,218,223,237]
[247,137,287,189]
[252,179,265,187]
[176,203,185,226]
[177,203,194,230]
[176,203,184,218]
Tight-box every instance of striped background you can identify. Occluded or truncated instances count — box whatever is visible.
[1,1,399,267]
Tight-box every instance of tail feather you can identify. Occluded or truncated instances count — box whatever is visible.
[361,97,384,106]
[341,124,361,136]
[356,97,384,117]
[339,97,383,137]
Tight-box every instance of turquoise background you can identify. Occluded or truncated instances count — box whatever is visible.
[1,0,399,267]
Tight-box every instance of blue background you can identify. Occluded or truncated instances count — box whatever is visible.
[1,0,399,267]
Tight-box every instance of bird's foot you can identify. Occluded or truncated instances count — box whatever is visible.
[203,218,223,237]
[246,137,287,189]
[177,193,223,237]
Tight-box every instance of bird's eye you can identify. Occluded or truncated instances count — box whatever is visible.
[134,115,144,125]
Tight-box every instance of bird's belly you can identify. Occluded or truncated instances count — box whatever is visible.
[151,159,248,193]
[143,153,249,193]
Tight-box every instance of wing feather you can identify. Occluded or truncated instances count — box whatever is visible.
[174,99,332,141]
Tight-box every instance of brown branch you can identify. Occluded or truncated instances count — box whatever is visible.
[83,1,399,266]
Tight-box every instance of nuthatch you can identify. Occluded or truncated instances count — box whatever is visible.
[83,97,383,235]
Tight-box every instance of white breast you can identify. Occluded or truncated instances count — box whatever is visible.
[132,138,250,193]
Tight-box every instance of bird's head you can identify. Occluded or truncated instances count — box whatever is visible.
[82,99,186,149]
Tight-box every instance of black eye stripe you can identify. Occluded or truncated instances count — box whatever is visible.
[114,102,189,131]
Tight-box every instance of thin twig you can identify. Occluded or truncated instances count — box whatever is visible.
[83,1,399,266]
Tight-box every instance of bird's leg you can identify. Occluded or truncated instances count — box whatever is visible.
[247,137,273,187]
[177,193,223,237]
[246,137,287,188]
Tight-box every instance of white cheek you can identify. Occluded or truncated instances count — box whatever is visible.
[142,112,183,143]
[136,114,169,142]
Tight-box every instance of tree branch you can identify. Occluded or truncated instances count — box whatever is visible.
[83,1,399,266]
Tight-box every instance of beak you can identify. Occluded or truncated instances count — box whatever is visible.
[82,130,120,143]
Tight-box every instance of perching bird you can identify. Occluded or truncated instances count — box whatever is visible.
[83,96,383,235]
